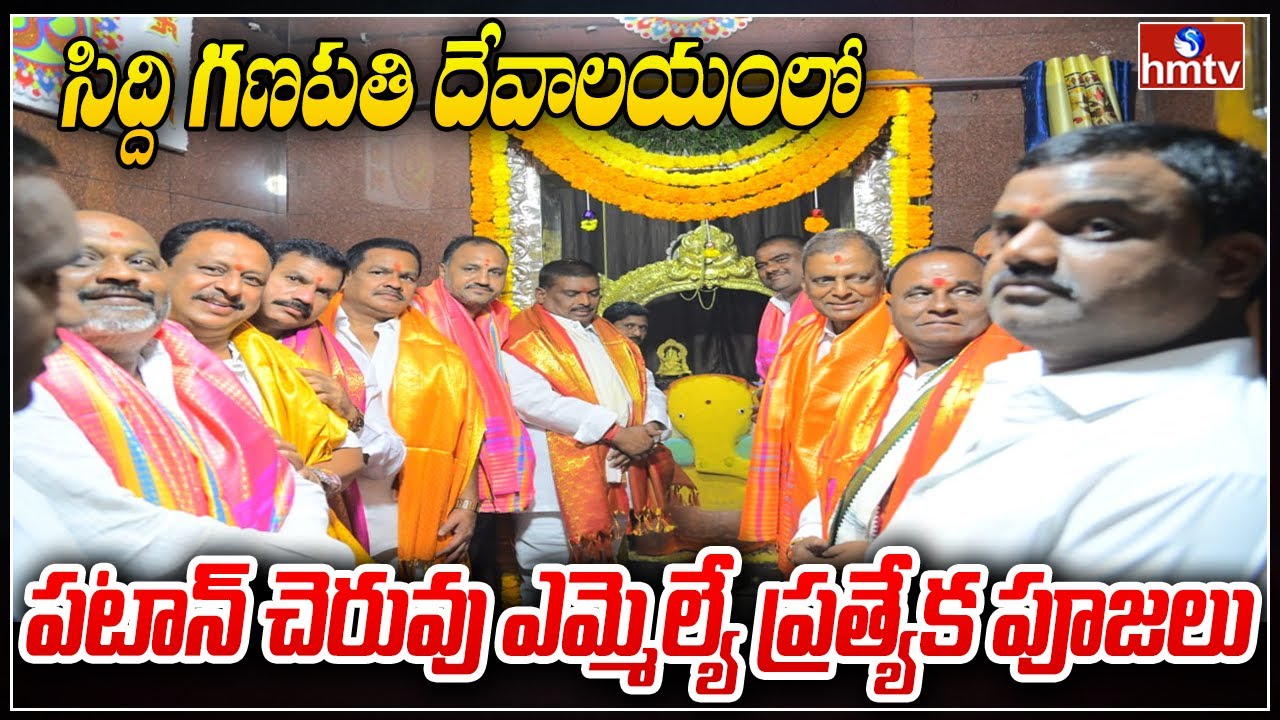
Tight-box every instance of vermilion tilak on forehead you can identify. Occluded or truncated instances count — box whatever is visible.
[931,276,948,288]
[108,230,124,239]
[393,262,404,274]
[833,254,843,262]
[233,263,246,273]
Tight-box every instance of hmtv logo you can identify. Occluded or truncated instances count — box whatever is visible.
[1139,22,1246,90]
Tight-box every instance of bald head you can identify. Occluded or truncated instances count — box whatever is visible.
[76,210,158,250]
[64,211,171,369]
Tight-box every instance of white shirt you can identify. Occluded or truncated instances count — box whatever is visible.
[331,306,409,556]
[815,320,839,362]
[869,339,1268,585]
[504,314,671,513]
[793,361,948,545]
[770,294,800,339]
[12,348,355,618]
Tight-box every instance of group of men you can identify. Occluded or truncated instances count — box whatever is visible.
[12,120,1268,612]
[744,122,1266,584]
[12,130,684,609]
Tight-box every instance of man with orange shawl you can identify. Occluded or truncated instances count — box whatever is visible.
[740,229,896,566]
[789,247,1026,569]
[502,260,691,604]
[253,238,408,556]
[14,211,352,597]
[324,238,485,578]
[161,218,369,561]
[412,235,535,595]
[753,234,817,384]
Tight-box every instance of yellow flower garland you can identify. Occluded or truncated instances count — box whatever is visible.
[470,70,935,263]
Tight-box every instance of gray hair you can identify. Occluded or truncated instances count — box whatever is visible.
[801,228,887,275]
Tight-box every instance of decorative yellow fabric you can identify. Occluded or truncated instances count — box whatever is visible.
[386,307,487,568]
[229,322,370,562]
[1045,55,1121,137]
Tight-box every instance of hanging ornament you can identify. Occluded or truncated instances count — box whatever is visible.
[804,209,829,234]
[805,189,829,234]
[580,194,598,232]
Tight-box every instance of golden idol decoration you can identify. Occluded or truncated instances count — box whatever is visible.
[655,338,693,378]
[600,223,770,309]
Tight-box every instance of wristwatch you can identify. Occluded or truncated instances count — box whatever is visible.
[454,498,481,512]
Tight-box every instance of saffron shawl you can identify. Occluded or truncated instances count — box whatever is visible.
[818,325,1028,531]
[740,299,895,549]
[382,306,486,566]
[755,292,816,382]
[279,320,372,551]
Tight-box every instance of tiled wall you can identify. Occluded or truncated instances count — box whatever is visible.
[14,17,291,242]
[19,16,1215,267]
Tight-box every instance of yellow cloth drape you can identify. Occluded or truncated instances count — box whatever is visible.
[1045,55,1121,137]
[386,308,487,568]
[230,323,371,562]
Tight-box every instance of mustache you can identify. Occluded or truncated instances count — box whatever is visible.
[988,268,1075,298]
[192,291,246,311]
[273,298,312,316]
[79,286,155,304]
[375,287,405,300]
[466,283,493,291]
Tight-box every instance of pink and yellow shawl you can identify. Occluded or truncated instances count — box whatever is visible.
[36,322,293,530]
[755,292,816,382]
[414,279,535,513]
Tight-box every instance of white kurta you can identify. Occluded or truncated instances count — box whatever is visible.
[13,344,354,618]
[502,314,671,602]
[793,361,949,545]
[869,339,1268,586]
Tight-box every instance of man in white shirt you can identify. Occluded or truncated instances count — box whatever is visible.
[14,211,352,616]
[502,259,678,604]
[752,234,816,383]
[251,237,408,555]
[789,247,1025,569]
[12,130,84,411]
[160,218,365,495]
[327,238,484,575]
[871,123,1268,585]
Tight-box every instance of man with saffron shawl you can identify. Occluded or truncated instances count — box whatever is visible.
[752,234,816,384]
[252,238,408,555]
[502,259,688,605]
[13,211,352,599]
[324,237,485,578]
[161,218,369,561]
[412,235,534,597]
[740,229,896,568]
[789,247,1026,570]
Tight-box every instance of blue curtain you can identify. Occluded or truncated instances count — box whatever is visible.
[1021,60,1135,151]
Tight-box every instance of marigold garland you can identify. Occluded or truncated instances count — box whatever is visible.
[470,69,935,261]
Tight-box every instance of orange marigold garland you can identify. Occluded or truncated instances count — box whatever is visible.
[471,70,935,260]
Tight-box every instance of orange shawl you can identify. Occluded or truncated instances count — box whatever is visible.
[386,306,487,567]
[504,305,677,561]
[817,324,1028,531]
[739,299,895,549]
